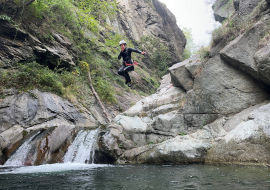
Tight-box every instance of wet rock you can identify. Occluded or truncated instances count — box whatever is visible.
[0,89,98,133]
[0,125,24,149]
[48,125,75,153]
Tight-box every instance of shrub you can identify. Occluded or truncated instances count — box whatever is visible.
[197,46,210,62]
[0,62,79,99]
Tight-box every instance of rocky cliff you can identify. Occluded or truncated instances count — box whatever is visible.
[115,0,186,65]
[0,0,186,164]
[96,0,270,166]
[2,0,270,167]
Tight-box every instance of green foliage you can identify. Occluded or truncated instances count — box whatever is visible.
[0,62,80,100]
[182,27,197,60]
[140,36,169,78]
[210,9,255,48]
[197,46,210,63]
[0,15,12,22]
[22,0,118,35]
[79,61,117,104]
[93,76,117,104]
[178,132,187,136]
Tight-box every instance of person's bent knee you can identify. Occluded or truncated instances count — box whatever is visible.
[118,69,124,76]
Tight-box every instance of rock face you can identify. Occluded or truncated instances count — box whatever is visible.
[220,18,270,85]
[213,0,263,22]
[97,54,269,164]
[0,88,102,164]
[0,20,76,69]
[96,0,270,166]
[116,0,186,65]
[212,0,235,22]
[1,0,270,167]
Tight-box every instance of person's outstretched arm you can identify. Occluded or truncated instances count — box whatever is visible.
[129,48,147,55]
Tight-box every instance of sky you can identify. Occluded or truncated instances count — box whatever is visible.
[158,0,221,47]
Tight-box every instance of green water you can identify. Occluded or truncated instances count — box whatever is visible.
[0,164,269,190]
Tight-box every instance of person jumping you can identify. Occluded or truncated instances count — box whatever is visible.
[118,40,146,87]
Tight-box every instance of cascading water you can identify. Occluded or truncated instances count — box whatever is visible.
[63,129,99,164]
[4,132,40,166]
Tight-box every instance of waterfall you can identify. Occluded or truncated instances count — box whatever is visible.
[63,129,99,164]
[4,132,40,166]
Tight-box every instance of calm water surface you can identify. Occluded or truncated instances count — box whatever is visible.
[0,163,269,190]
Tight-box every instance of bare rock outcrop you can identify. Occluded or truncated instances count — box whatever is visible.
[0,88,103,164]
[116,0,186,65]
[97,54,269,164]
[0,20,76,69]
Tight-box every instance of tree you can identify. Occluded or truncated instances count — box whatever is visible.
[182,27,196,60]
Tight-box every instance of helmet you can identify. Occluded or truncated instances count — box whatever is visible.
[119,40,127,46]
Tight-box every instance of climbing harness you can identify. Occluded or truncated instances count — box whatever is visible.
[123,60,138,66]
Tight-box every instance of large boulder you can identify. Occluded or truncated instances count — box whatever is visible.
[212,0,235,22]
[118,118,227,164]
[254,42,270,83]
[0,89,98,133]
[183,56,269,115]
[0,20,76,69]
[169,59,194,91]
[206,102,270,166]
[220,20,269,84]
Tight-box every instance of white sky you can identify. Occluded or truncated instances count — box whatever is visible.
[158,0,221,47]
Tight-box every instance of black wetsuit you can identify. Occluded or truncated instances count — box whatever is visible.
[118,47,142,84]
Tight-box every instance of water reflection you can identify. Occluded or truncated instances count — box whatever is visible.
[0,164,269,190]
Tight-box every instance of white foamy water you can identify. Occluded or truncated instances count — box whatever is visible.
[4,132,40,166]
[63,129,99,164]
[0,163,112,174]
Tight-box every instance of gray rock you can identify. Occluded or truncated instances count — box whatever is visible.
[254,42,270,83]
[223,101,269,132]
[0,125,24,149]
[183,56,269,115]
[206,103,270,166]
[220,20,270,84]
[169,59,194,91]
[212,0,235,22]
[0,20,76,69]
[118,118,228,164]
[51,32,72,48]
[0,89,98,133]
[115,0,186,65]
[48,125,75,153]
[185,55,204,78]
[238,0,263,17]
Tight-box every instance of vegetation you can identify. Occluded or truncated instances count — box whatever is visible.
[210,0,268,48]
[139,36,170,78]
[0,0,175,108]
[0,62,80,100]
[197,46,210,63]
[178,132,186,136]
[182,27,196,60]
